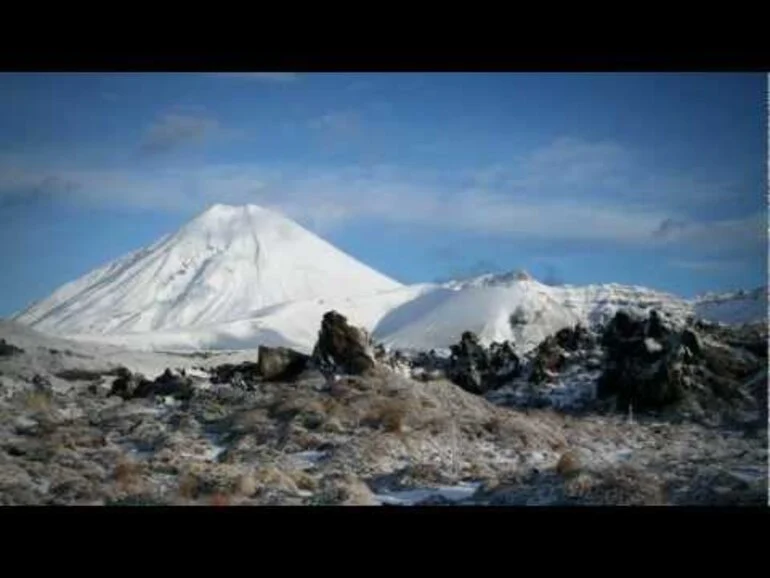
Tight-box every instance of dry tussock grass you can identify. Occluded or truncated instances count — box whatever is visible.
[361,397,410,433]
[563,464,667,505]
[555,452,582,478]
[22,390,52,413]
[113,457,146,493]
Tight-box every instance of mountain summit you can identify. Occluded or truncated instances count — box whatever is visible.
[14,204,402,335]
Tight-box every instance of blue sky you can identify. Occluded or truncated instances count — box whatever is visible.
[0,72,766,316]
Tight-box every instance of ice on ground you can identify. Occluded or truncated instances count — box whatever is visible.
[286,450,329,470]
[374,482,483,506]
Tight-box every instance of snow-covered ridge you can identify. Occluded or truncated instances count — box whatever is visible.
[10,205,767,354]
[13,204,402,335]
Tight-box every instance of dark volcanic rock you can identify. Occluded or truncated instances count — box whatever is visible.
[554,324,595,352]
[0,339,24,357]
[209,362,261,389]
[110,367,193,400]
[257,346,309,381]
[597,310,766,416]
[110,367,152,400]
[139,368,195,400]
[448,332,489,394]
[447,332,519,394]
[529,336,568,384]
[311,311,376,376]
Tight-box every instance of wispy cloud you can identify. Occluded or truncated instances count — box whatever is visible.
[669,259,749,272]
[0,136,764,258]
[139,112,222,156]
[206,72,299,82]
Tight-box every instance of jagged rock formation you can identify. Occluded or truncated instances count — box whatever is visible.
[311,311,377,377]
[446,332,520,395]
[597,310,767,419]
[0,339,24,357]
[110,367,194,401]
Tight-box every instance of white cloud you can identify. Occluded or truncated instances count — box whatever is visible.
[0,136,764,257]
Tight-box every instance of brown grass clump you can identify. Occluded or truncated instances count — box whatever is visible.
[563,465,667,506]
[23,390,52,413]
[362,398,409,433]
[113,458,145,493]
[555,452,582,478]
[177,473,200,500]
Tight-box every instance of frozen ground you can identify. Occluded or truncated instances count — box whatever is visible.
[0,321,765,506]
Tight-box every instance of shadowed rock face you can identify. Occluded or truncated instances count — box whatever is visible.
[597,310,766,415]
[257,346,309,382]
[0,339,24,357]
[110,367,193,401]
[447,332,520,395]
[311,311,376,377]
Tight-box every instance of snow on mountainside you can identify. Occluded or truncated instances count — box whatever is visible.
[694,286,768,325]
[374,280,582,353]
[10,204,765,355]
[13,204,402,335]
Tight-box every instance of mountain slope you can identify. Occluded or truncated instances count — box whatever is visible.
[13,204,403,335]
[694,287,768,325]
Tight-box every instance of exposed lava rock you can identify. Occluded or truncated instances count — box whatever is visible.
[257,346,309,381]
[110,367,193,400]
[209,362,262,389]
[597,310,766,415]
[554,324,595,352]
[110,367,153,400]
[311,311,376,377]
[447,332,520,394]
[0,339,24,357]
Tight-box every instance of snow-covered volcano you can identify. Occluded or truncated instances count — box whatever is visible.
[13,204,402,335]
[10,204,766,354]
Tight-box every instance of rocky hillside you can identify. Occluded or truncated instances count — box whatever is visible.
[0,312,766,506]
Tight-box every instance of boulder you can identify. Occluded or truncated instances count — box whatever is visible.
[110,367,152,400]
[0,339,24,357]
[110,367,193,401]
[140,368,195,400]
[597,310,766,416]
[209,362,261,389]
[529,336,568,384]
[257,346,309,381]
[447,333,519,394]
[311,311,376,376]
[554,324,595,352]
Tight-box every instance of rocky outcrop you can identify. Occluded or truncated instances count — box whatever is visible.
[529,325,598,385]
[257,346,309,381]
[447,332,520,395]
[554,324,595,352]
[110,367,153,400]
[209,362,261,389]
[311,311,376,377]
[110,367,193,401]
[597,310,766,416]
[0,339,24,357]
